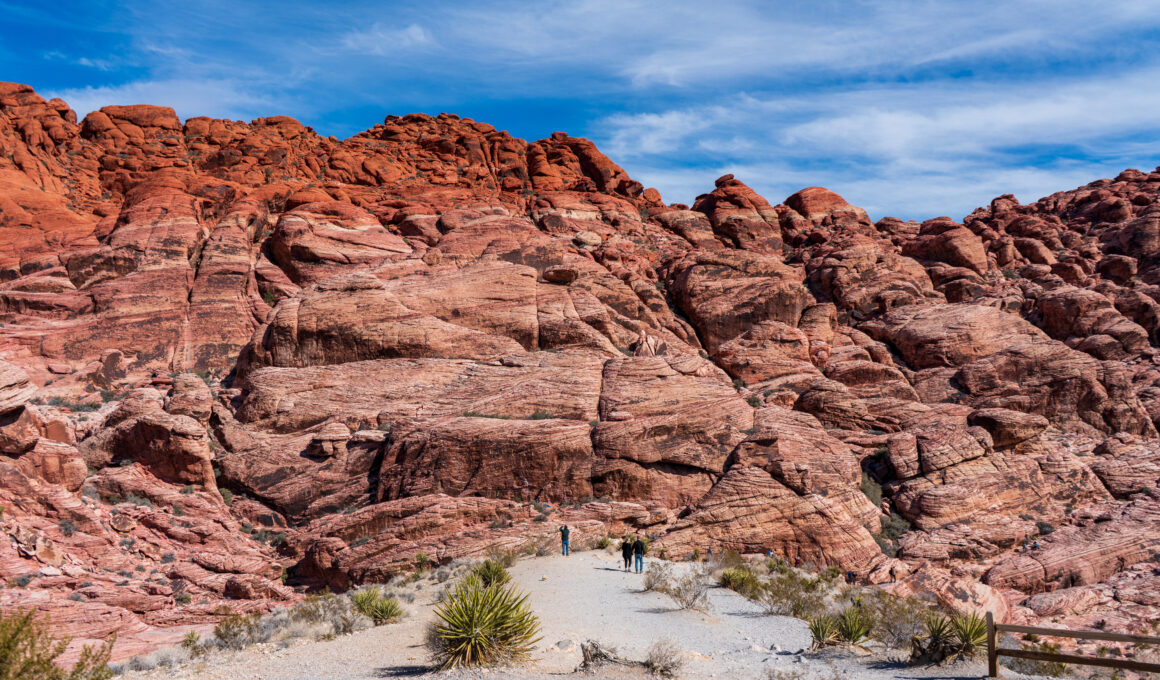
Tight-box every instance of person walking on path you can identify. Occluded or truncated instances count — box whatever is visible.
[632,536,646,573]
[620,536,633,571]
[559,524,570,556]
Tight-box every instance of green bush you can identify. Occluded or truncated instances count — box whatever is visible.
[759,571,824,618]
[350,587,403,625]
[430,579,542,669]
[836,607,872,645]
[212,611,260,650]
[718,568,762,599]
[808,615,839,649]
[860,472,883,506]
[0,608,114,680]
[471,559,511,589]
[595,536,612,549]
[864,590,931,648]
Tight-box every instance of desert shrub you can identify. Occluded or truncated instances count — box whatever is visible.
[864,590,931,648]
[759,571,824,618]
[1001,638,1068,677]
[57,519,76,537]
[719,567,762,599]
[429,579,541,669]
[485,547,518,568]
[910,611,988,664]
[644,639,684,676]
[595,536,612,549]
[289,593,370,638]
[1036,521,1055,535]
[880,513,912,540]
[643,562,673,592]
[950,612,987,657]
[0,608,114,680]
[350,586,403,625]
[660,566,712,611]
[180,631,206,658]
[860,472,883,506]
[712,548,746,570]
[836,607,872,645]
[415,552,431,569]
[212,611,261,650]
[746,395,763,408]
[471,559,511,589]
[808,615,840,649]
[219,489,233,505]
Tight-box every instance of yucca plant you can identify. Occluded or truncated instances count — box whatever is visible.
[431,579,542,668]
[925,611,953,647]
[351,587,403,625]
[836,607,872,645]
[951,612,988,657]
[472,558,512,589]
[808,615,840,649]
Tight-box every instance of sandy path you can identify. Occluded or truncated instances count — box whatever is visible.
[120,550,1038,680]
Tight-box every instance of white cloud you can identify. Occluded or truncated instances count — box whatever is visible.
[43,79,287,123]
[598,65,1160,219]
[340,23,435,56]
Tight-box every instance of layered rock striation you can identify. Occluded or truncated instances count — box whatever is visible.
[2,80,1160,656]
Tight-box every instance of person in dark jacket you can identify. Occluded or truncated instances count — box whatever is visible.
[559,524,570,556]
[620,536,633,571]
[632,536,646,573]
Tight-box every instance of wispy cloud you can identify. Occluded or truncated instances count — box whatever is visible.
[340,23,435,56]
[9,0,1160,220]
[45,79,289,122]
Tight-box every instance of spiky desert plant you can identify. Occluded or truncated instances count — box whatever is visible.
[951,612,988,657]
[836,607,872,645]
[351,586,403,625]
[808,615,840,649]
[431,579,541,669]
[471,558,512,589]
[925,612,953,646]
[0,608,114,680]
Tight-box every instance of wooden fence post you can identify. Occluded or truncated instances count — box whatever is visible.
[987,611,998,678]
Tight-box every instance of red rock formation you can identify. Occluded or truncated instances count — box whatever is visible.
[2,80,1160,656]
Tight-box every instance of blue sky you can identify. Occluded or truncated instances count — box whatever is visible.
[3,0,1160,220]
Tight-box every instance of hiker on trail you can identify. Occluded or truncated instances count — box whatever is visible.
[620,536,633,571]
[559,524,570,556]
[632,536,646,573]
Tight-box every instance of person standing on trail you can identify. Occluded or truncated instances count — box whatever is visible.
[632,536,646,573]
[559,524,571,556]
[620,536,633,571]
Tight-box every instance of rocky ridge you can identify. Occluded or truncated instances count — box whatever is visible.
[1,80,1159,660]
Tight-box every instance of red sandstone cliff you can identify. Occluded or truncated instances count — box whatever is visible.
[2,81,1159,659]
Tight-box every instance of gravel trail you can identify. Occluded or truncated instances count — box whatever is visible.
[120,550,1038,680]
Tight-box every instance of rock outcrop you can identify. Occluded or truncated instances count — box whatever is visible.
[3,80,1160,657]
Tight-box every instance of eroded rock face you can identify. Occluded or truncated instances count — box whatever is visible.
[3,80,1160,656]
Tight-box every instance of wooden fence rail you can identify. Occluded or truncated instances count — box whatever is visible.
[986,612,1160,677]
